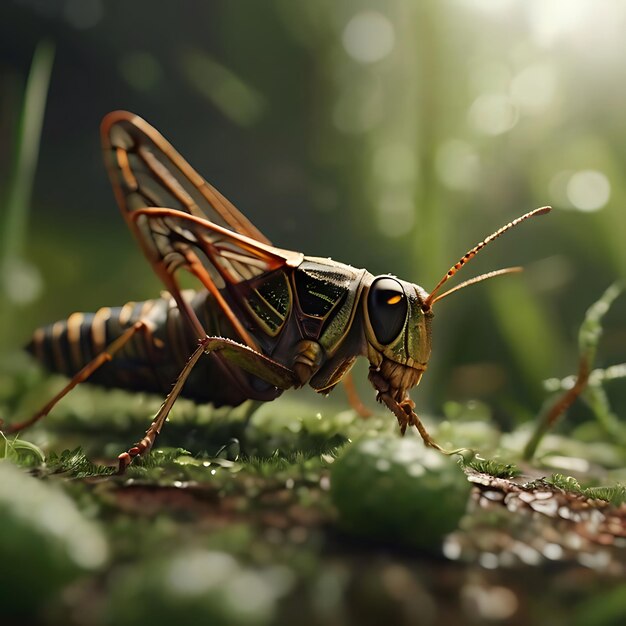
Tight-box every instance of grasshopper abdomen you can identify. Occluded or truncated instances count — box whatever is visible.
[26,290,256,407]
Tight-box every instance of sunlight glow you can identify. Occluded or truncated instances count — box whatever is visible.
[468,93,518,135]
[566,170,610,212]
[510,64,557,114]
[527,0,593,46]
[342,11,395,64]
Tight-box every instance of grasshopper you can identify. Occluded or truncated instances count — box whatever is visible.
[3,111,550,471]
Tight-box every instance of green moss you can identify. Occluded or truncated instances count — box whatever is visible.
[330,436,471,550]
[45,447,115,478]
[527,474,626,506]
[464,457,521,478]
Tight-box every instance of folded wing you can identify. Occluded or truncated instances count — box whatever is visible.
[100,111,302,349]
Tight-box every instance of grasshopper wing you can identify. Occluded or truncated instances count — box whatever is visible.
[101,110,270,243]
[100,111,302,348]
[130,207,302,349]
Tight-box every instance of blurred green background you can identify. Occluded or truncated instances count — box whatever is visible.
[2,0,626,422]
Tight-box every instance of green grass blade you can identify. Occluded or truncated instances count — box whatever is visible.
[524,281,624,460]
[0,40,55,346]
[1,39,55,265]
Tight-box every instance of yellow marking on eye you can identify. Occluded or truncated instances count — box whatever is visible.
[387,294,402,305]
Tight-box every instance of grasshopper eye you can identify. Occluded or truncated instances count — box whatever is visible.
[368,277,408,344]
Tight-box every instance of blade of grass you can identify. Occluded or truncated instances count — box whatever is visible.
[524,281,623,460]
[0,40,55,342]
[0,432,45,465]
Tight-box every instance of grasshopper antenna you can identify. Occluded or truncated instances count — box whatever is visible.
[423,206,551,310]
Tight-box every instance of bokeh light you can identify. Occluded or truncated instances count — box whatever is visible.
[342,11,395,64]
[509,64,557,114]
[436,140,481,191]
[566,170,611,212]
[468,93,518,136]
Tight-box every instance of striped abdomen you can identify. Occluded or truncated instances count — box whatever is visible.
[27,290,252,406]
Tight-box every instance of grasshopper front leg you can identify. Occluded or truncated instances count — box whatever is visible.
[374,388,470,457]
[376,392,445,452]
[117,336,298,473]
[368,363,447,452]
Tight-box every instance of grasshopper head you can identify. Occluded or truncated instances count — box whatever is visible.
[363,276,432,402]
[364,206,551,404]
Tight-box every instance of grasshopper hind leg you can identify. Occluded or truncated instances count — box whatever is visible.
[2,320,153,435]
[7,313,297,473]
[117,336,297,473]
[117,340,207,473]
